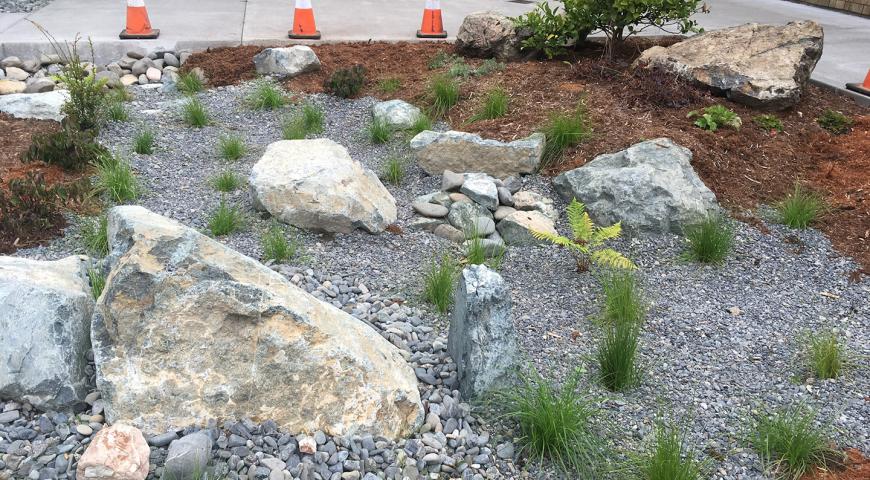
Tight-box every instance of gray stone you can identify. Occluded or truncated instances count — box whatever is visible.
[406,217,445,233]
[634,21,823,110]
[455,11,523,61]
[0,90,69,122]
[447,202,492,234]
[95,70,122,89]
[552,138,719,233]
[147,432,178,447]
[164,432,213,480]
[23,78,54,93]
[462,238,505,258]
[21,59,41,73]
[1,56,22,68]
[371,100,422,130]
[126,50,145,60]
[0,410,19,423]
[496,210,557,246]
[465,217,496,238]
[441,170,465,191]
[493,206,515,221]
[163,53,180,68]
[145,67,162,82]
[460,177,499,211]
[120,74,138,87]
[496,187,513,207]
[253,46,321,77]
[433,224,465,243]
[412,201,448,218]
[0,256,93,410]
[4,66,29,81]
[131,58,153,76]
[411,130,545,178]
[512,191,557,221]
[448,266,518,398]
[496,443,514,460]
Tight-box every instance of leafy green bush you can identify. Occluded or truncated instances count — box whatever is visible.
[324,65,366,98]
[177,70,204,95]
[247,80,287,110]
[22,128,108,171]
[377,78,402,94]
[469,88,509,122]
[777,184,825,229]
[423,253,456,314]
[682,214,734,265]
[95,153,140,203]
[207,199,243,236]
[751,405,841,480]
[218,134,247,161]
[636,420,705,480]
[209,170,242,192]
[495,368,606,475]
[805,331,845,379]
[87,268,105,300]
[366,118,392,144]
[753,114,783,133]
[513,1,592,59]
[0,172,68,237]
[539,105,592,169]
[133,128,155,155]
[688,105,742,131]
[50,41,107,131]
[261,223,298,263]
[182,98,210,127]
[79,214,109,257]
[381,156,405,185]
[816,109,852,135]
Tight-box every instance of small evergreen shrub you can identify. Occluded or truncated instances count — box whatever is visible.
[209,170,242,192]
[79,214,109,257]
[688,105,742,131]
[429,75,460,118]
[87,268,105,300]
[751,405,840,480]
[247,81,287,110]
[423,253,456,314]
[182,98,210,127]
[22,128,108,171]
[207,199,243,236]
[132,128,155,154]
[539,106,592,169]
[261,223,298,263]
[177,70,204,95]
[218,134,247,161]
[682,214,734,265]
[816,109,852,134]
[324,65,366,98]
[49,36,108,131]
[777,184,825,229]
[753,114,783,133]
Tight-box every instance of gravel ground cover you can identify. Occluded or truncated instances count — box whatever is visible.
[10,81,870,479]
[0,0,51,13]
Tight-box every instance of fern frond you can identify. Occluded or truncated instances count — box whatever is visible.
[590,222,622,246]
[530,229,572,245]
[567,199,593,241]
[590,248,636,270]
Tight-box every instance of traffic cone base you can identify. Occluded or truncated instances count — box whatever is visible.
[119,28,160,39]
[288,30,321,40]
[289,0,321,39]
[416,29,447,39]
[846,69,870,97]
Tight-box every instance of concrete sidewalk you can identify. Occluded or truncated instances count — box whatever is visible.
[1,0,869,93]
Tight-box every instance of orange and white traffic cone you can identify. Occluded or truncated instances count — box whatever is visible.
[289,0,321,40]
[846,68,870,97]
[119,0,159,39]
[417,0,447,39]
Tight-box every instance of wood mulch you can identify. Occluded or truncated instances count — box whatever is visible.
[141,41,870,271]
[801,449,870,480]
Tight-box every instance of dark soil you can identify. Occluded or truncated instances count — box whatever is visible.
[177,41,870,270]
[801,449,870,480]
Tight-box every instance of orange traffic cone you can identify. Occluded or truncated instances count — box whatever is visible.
[119,0,159,39]
[846,68,870,97]
[289,0,321,40]
[417,0,447,38]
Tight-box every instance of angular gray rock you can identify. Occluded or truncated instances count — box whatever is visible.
[634,21,824,110]
[372,100,422,130]
[447,202,493,235]
[410,130,545,178]
[441,170,465,191]
[164,432,213,480]
[553,138,719,233]
[253,46,321,77]
[250,139,397,234]
[496,210,556,246]
[92,206,422,439]
[448,265,518,398]
[0,90,69,121]
[455,11,523,61]
[0,255,94,409]
[460,176,499,211]
[23,78,55,93]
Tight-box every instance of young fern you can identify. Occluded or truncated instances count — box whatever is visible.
[531,198,634,271]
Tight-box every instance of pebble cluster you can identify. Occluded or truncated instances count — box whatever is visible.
[0,0,50,13]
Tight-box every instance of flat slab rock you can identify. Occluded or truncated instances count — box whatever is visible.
[410,130,545,178]
[634,21,823,110]
[92,206,423,439]
[0,90,69,121]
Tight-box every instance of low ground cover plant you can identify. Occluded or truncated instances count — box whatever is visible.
[804,330,845,379]
[218,134,247,161]
[682,214,734,264]
[261,223,298,263]
[207,199,244,236]
[539,105,592,169]
[133,128,155,154]
[209,170,242,192]
[750,405,841,480]
[79,214,109,257]
[777,184,825,229]
[816,109,852,134]
[0,172,70,237]
[688,105,742,131]
[324,65,366,98]
[182,98,210,127]
[247,80,287,110]
[423,253,456,314]
[754,114,784,133]
[22,128,108,171]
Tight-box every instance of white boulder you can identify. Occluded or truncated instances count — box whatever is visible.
[253,46,321,77]
[0,90,69,121]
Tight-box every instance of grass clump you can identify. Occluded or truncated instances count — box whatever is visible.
[95,153,139,203]
[777,184,825,229]
[181,98,210,127]
[207,199,243,236]
[132,128,155,154]
[805,331,845,379]
[754,114,783,133]
[495,369,606,476]
[261,223,298,263]
[598,269,645,326]
[177,70,204,95]
[635,420,705,480]
[469,87,508,122]
[598,314,642,391]
[377,77,401,94]
[87,268,105,300]
[79,214,108,257]
[209,170,242,192]
[381,156,405,185]
[366,117,392,144]
[464,230,506,270]
[247,80,287,110]
[409,112,433,136]
[539,106,592,170]
[283,104,325,140]
[682,214,734,265]
[429,75,460,118]
[688,105,742,132]
[217,134,247,161]
[106,101,129,122]
[816,109,852,135]
[422,253,457,314]
[751,405,841,480]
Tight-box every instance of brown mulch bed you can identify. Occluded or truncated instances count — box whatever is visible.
[184,41,870,270]
[801,449,870,480]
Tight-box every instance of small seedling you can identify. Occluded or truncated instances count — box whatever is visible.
[366,118,392,144]
[682,214,734,265]
[218,134,247,161]
[429,75,460,118]
[539,106,592,169]
[247,80,287,110]
[87,268,105,300]
[209,170,242,192]
[177,70,204,95]
[377,78,401,94]
[207,199,243,236]
[753,114,783,133]
[381,156,405,185]
[751,405,841,480]
[132,128,155,154]
[80,214,109,257]
[261,223,298,263]
[423,253,456,314]
[688,105,742,131]
[777,184,825,229]
[816,109,852,135]
[182,98,210,127]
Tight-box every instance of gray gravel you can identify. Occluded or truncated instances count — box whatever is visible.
[9,81,870,480]
[0,0,52,13]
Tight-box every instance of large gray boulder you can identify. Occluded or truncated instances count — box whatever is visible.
[93,206,422,439]
[448,265,518,398]
[0,90,69,121]
[410,130,545,178]
[455,11,523,61]
[253,46,321,77]
[553,138,719,234]
[634,21,823,110]
[0,255,94,409]
[250,139,397,234]
[372,100,422,130]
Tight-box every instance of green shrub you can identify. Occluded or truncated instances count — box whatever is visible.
[754,114,783,133]
[0,172,69,237]
[261,223,298,263]
[539,105,592,169]
[409,112,433,136]
[106,101,129,122]
[324,65,366,98]
[423,253,456,314]
[40,32,107,131]
[495,368,606,476]
[688,105,742,131]
[682,214,734,265]
[218,134,247,161]
[207,199,243,236]
[381,156,405,185]
[87,267,105,300]
[377,77,401,94]
[22,128,108,171]
[132,128,155,155]
[95,154,139,203]
[805,331,845,379]
[513,1,592,59]
[182,98,210,127]
[751,405,841,480]
[209,170,242,192]
[429,75,460,118]
[469,88,508,122]
[366,118,392,144]
[637,420,704,480]
[532,198,633,270]
[599,269,645,326]
[177,70,204,95]
[79,214,109,256]
[247,80,287,110]
[777,184,825,229]
[816,109,852,134]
